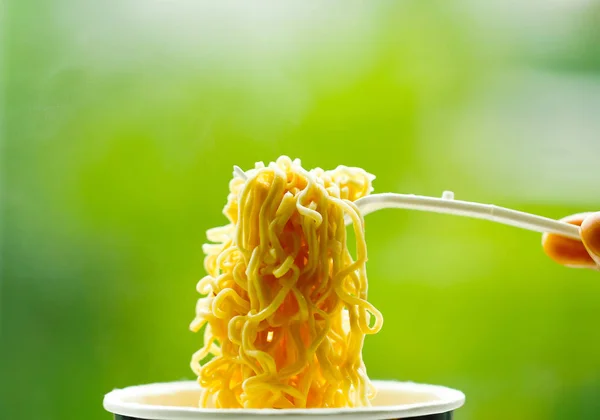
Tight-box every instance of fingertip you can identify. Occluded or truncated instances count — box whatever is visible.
[581,212,600,260]
[542,231,596,269]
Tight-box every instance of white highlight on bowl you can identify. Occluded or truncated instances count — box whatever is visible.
[103,380,465,419]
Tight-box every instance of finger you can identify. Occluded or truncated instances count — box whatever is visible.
[581,212,600,266]
[542,213,596,268]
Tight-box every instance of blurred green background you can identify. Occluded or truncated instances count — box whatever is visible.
[3,1,600,419]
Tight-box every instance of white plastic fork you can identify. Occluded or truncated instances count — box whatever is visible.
[353,191,581,241]
[232,166,581,241]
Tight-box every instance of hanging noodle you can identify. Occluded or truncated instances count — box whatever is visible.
[190,156,383,409]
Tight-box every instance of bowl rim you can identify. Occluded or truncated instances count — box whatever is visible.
[103,379,465,419]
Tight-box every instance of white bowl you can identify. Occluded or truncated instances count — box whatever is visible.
[103,380,465,419]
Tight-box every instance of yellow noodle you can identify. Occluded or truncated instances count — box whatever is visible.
[190,156,383,409]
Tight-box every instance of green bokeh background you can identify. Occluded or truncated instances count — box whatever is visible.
[3,1,600,419]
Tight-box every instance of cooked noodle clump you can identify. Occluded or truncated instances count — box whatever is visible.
[190,156,383,409]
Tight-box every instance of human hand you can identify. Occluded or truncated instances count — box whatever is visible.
[542,212,600,270]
